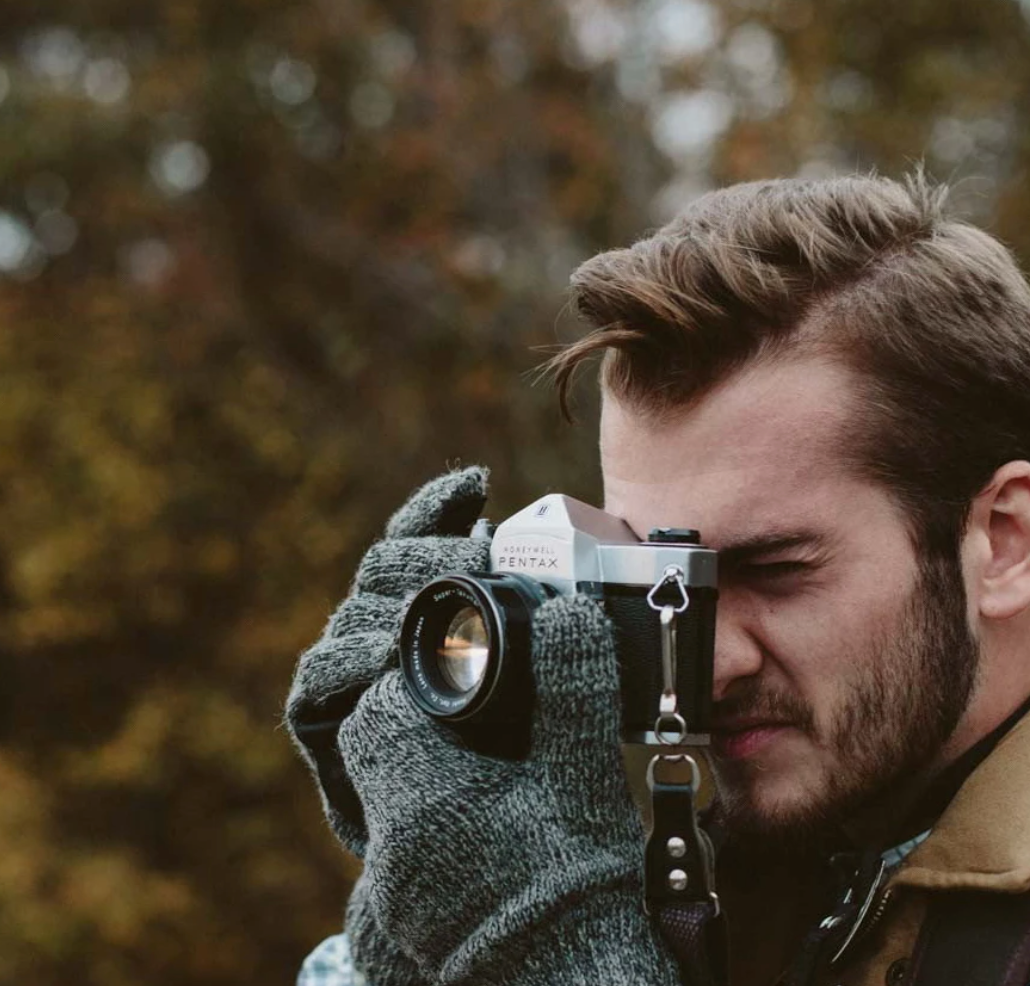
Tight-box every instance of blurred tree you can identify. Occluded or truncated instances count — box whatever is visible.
[0,0,1028,983]
[0,1,665,983]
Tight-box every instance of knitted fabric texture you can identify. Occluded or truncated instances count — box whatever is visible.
[286,466,490,855]
[341,595,683,986]
[346,873,428,986]
[287,468,490,986]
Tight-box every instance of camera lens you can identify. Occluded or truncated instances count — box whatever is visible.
[400,572,554,723]
[438,606,489,693]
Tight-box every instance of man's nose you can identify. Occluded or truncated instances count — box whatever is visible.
[711,603,764,702]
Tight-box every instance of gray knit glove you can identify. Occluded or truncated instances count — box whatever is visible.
[346,872,427,986]
[287,469,492,986]
[286,466,491,856]
[340,595,683,986]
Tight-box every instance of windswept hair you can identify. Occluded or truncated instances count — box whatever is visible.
[551,171,1030,556]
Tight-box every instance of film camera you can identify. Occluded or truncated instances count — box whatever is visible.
[399,494,717,743]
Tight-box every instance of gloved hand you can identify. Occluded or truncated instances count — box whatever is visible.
[285,466,491,855]
[287,468,492,986]
[345,872,427,986]
[340,595,683,986]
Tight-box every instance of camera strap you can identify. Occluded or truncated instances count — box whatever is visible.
[643,568,727,986]
[645,753,727,986]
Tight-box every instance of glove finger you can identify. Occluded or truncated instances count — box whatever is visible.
[287,594,403,726]
[286,595,405,858]
[354,536,491,597]
[528,596,630,811]
[347,872,429,986]
[308,744,368,858]
[287,629,394,726]
[339,671,481,832]
[385,467,488,539]
[326,592,405,642]
[285,672,369,857]
[286,634,397,854]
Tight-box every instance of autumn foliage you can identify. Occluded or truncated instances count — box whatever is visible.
[1,0,1029,983]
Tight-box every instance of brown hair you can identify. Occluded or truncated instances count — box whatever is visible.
[551,172,1030,558]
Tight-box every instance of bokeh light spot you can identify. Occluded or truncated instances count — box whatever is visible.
[930,117,975,164]
[0,212,36,272]
[653,89,734,157]
[84,57,131,105]
[269,57,316,106]
[567,1,628,65]
[452,235,507,278]
[149,141,211,196]
[369,31,416,79]
[651,0,721,62]
[22,27,85,86]
[822,70,874,112]
[118,238,176,288]
[724,21,790,116]
[35,210,78,255]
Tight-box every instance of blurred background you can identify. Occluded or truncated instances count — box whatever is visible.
[3,0,1030,982]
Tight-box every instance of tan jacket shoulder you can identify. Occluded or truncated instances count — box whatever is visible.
[821,710,1030,986]
[722,710,1030,986]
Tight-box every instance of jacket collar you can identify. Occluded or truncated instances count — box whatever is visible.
[890,708,1030,893]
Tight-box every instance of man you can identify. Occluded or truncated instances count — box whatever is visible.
[288,171,1030,986]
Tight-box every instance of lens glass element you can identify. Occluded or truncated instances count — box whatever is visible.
[437,606,489,694]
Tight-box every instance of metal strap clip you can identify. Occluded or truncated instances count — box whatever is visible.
[647,565,690,745]
[644,752,719,917]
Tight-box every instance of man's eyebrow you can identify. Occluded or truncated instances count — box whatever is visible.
[716,531,831,566]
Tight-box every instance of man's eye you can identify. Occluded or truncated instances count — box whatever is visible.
[743,561,810,579]
[722,557,823,592]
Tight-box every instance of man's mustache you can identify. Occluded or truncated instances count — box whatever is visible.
[710,682,815,734]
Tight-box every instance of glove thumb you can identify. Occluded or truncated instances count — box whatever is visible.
[385,467,488,539]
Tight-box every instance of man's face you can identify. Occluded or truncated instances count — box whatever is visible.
[601,357,978,841]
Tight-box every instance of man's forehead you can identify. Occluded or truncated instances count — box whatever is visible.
[599,357,860,542]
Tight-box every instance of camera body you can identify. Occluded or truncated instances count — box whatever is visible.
[400,494,717,744]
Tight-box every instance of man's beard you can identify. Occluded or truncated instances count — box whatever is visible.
[709,552,979,849]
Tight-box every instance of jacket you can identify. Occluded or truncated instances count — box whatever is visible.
[817,707,1030,986]
[296,710,1030,986]
[718,708,1030,986]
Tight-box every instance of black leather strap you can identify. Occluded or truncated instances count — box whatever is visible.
[645,755,728,986]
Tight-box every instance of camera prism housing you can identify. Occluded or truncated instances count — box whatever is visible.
[399,494,717,744]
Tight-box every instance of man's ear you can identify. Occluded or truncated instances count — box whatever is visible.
[970,461,1030,621]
